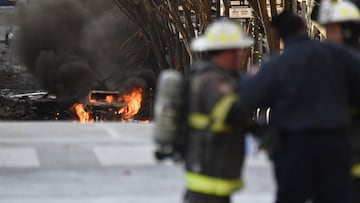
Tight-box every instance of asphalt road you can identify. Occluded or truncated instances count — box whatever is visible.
[0,122,275,203]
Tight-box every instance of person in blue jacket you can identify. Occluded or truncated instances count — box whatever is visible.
[239,10,360,203]
[316,1,360,202]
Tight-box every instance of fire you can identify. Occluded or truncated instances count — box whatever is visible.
[72,87,144,122]
[118,88,143,120]
[72,103,94,123]
[89,95,116,103]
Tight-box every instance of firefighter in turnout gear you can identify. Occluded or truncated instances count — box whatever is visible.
[317,1,360,202]
[184,19,253,203]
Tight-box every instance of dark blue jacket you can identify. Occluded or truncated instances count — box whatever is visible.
[239,34,360,132]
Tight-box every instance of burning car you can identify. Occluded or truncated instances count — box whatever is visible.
[72,88,145,123]
[85,90,125,122]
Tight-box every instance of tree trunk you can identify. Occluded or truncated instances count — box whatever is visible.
[222,0,230,17]
[248,0,280,55]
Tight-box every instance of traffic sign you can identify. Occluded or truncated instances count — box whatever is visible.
[229,7,253,18]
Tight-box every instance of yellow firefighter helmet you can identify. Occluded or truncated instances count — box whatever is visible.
[190,19,253,52]
[318,0,360,25]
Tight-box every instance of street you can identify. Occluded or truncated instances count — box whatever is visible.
[0,122,275,203]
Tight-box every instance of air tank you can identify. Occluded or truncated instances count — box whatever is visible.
[153,69,185,160]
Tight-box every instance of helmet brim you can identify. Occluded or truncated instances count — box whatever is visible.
[190,36,254,52]
[320,18,360,25]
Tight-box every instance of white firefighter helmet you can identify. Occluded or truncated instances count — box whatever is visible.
[190,19,253,52]
[318,0,360,25]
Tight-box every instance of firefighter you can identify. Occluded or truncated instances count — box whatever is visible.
[184,18,253,203]
[317,0,360,47]
[317,1,360,202]
[239,10,360,203]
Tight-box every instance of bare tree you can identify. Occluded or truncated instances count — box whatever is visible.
[113,0,298,72]
[248,0,281,55]
[113,0,215,73]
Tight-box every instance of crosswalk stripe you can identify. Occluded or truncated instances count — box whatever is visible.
[0,148,40,168]
[94,146,156,166]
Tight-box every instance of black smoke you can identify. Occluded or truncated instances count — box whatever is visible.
[13,0,157,107]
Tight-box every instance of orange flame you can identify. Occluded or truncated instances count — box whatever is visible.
[118,88,143,120]
[72,103,94,123]
[72,87,144,122]
[106,95,115,103]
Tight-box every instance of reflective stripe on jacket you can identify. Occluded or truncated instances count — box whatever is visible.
[352,163,360,178]
[188,93,238,133]
[185,171,244,196]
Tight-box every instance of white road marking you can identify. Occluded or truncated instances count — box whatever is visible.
[94,146,156,166]
[95,123,121,139]
[0,148,40,168]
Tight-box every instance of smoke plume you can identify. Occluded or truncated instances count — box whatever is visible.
[13,0,157,107]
